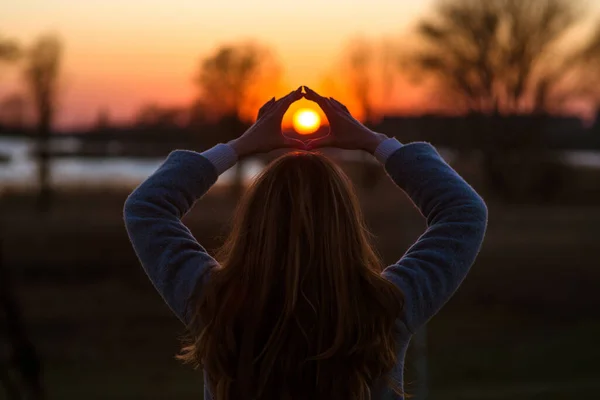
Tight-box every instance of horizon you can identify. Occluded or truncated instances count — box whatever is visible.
[1,0,599,130]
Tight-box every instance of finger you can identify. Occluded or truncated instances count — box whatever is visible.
[303,86,330,109]
[283,86,304,104]
[304,87,337,119]
[275,86,302,104]
[269,88,300,114]
[330,97,350,114]
[257,97,276,118]
[273,87,303,116]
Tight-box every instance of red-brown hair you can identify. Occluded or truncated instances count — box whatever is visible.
[179,151,404,399]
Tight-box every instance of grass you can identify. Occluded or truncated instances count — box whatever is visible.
[23,281,600,399]
[2,175,600,398]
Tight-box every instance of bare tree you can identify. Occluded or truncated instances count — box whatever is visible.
[411,0,600,114]
[135,103,188,130]
[195,42,283,121]
[1,34,45,400]
[345,39,376,124]
[330,38,401,187]
[332,37,401,124]
[93,108,111,131]
[23,34,63,211]
[345,39,378,187]
[551,23,600,107]
[409,0,600,200]
[0,34,19,64]
[194,42,282,196]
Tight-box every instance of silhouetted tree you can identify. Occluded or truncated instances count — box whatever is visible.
[194,42,282,196]
[0,34,19,65]
[24,34,62,212]
[344,39,379,188]
[135,103,188,130]
[333,38,400,187]
[1,35,44,400]
[412,0,600,113]
[410,0,600,201]
[327,38,400,124]
[558,23,600,107]
[345,39,376,124]
[93,108,111,131]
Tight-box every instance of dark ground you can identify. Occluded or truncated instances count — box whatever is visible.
[1,162,600,399]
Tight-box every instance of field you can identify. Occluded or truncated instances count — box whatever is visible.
[2,165,600,399]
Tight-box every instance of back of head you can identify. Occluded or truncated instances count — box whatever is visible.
[180,151,404,399]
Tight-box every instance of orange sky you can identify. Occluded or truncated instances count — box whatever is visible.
[0,0,436,129]
[1,0,599,129]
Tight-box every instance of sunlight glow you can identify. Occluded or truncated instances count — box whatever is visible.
[293,108,321,135]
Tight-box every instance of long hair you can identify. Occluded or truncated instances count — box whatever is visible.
[179,151,405,399]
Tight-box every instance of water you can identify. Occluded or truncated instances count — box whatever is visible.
[561,150,600,169]
[0,137,265,189]
[1,137,599,190]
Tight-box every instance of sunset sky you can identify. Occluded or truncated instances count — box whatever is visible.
[1,0,599,129]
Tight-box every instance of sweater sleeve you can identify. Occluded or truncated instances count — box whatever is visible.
[379,140,488,333]
[123,144,237,324]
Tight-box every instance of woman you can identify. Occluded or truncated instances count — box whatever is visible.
[124,86,488,399]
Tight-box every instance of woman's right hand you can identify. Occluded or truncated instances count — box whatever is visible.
[303,86,389,153]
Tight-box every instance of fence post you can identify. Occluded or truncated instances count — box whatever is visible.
[413,326,428,399]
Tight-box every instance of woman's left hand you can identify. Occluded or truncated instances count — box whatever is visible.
[228,87,306,157]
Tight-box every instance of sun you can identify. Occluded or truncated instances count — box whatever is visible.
[293,108,321,135]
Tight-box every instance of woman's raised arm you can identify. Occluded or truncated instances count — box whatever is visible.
[303,86,487,334]
[124,88,305,324]
[377,138,488,333]
[123,145,237,324]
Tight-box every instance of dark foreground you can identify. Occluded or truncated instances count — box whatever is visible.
[1,172,599,399]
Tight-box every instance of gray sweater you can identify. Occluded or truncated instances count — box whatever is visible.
[124,138,488,399]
